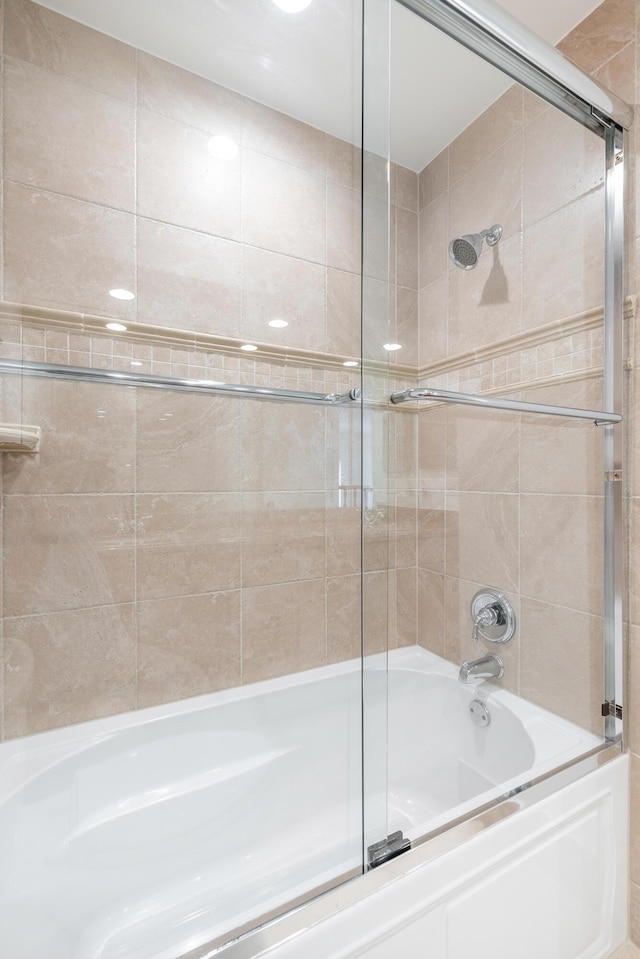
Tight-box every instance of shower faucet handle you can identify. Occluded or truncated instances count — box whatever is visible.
[470,589,516,645]
[471,604,500,642]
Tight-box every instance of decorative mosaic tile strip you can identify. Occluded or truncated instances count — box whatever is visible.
[419,300,633,397]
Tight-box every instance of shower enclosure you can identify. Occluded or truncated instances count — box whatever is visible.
[0,0,630,956]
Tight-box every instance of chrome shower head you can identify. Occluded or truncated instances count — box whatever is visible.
[449,224,503,270]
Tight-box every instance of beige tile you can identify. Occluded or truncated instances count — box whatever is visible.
[363,194,391,284]
[241,246,326,351]
[558,0,635,75]
[417,494,445,574]
[137,591,241,708]
[396,207,418,290]
[2,379,135,495]
[242,98,326,177]
[524,107,603,230]
[136,391,241,493]
[393,164,418,213]
[242,579,326,683]
[241,401,325,491]
[326,135,361,190]
[0,182,4,301]
[4,0,136,101]
[519,379,603,495]
[363,569,390,654]
[325,403,362,515]
[4,604,136,737]
[447,234,522,355]
[449,131,523,248]
[593,40,636,106]
[394,287,418,367]
[137,110,242,241]
[418,192,448,288]
[519,598,603,733]
[629,626,640,756]
[417,569,445,656]
[327,573,361,663]
[137,493,241,600]
[418,275,448,366]
[5,182,135,318]
[520,494,603,616]
[137,51,244,139]
[327,268,361,357]
[4,494,135,616]
[137,218,241,337]
[446,407,519,493]
[609,942,640,959]
[326,504,361,577]
[363,277,394,359]
[391,408,417,490]
[523,90,548,126]
[327,181,361,274]
[362,503,392,574]
[418,410,446,490]
[449,85,523,186]
[242,492,325,587]
[629,499,640,627]
[631,884,640,950]
[446,492,520,593]
[631,130,640,249]
[394,492,417,569]
[522,188,605,330]
[4,57,135,211]
[242,149,326,264]
[419,148,448,211]
[395,566,417,647]
[631,753,640,885]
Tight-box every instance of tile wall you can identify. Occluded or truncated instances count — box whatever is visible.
[413,78,611,732]
[0,0,421,738]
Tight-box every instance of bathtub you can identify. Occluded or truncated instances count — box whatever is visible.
[0,646,626,959]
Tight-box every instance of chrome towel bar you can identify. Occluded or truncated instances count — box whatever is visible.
[0,358,360,406]
[389,387,622,425]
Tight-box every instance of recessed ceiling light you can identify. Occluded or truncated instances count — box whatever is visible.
[207,135,239,161]
[268,319,289,329]
[240,343,258,352]
[109,288,135,301]
[383,343,402,351]
[106,322,128,332]
[272,0,313,10]
[343,360,359,367]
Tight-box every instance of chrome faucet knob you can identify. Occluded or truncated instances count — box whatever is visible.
[471,604,499,642]
[470,589,516,645]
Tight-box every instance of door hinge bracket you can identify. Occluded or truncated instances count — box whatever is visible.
[367,830,411,869]
[601,701,623,720]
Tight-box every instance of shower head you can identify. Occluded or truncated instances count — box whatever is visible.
[449,224,503,270]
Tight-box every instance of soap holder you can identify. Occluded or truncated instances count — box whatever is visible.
[0,424,41,452]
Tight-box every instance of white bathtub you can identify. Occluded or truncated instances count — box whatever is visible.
[0,646,622,959]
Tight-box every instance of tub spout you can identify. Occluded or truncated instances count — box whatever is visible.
[458,654,504,684]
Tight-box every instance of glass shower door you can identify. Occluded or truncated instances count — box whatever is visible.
[0,1,368,956]
[360,0,624,863]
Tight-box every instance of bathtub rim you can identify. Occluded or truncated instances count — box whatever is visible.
[183,737,623,959]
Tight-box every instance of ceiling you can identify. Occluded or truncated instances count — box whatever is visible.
[36,0,605,171]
